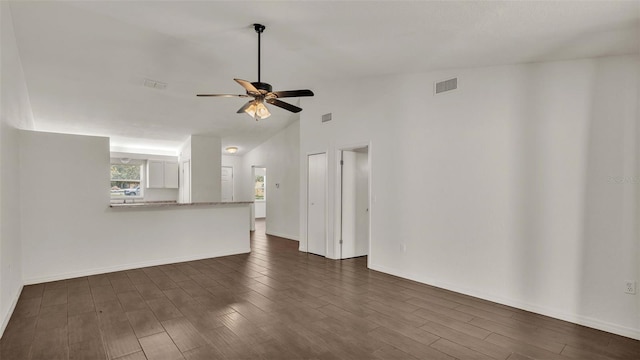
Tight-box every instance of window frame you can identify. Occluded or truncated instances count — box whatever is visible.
[110,159,145,200]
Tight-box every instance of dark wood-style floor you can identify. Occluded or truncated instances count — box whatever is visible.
[1,220,638,360]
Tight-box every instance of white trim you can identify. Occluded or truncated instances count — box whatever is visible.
[369,262,640,341]
[23,248,251,285]
[335,141,372,267]
[1,284,23,338]
[266,231,299,241]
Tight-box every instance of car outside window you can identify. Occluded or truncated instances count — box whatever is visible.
[111,160,143,199]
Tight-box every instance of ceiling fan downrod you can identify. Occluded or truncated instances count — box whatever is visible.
[196,22,313,120]
[254,23,265,83]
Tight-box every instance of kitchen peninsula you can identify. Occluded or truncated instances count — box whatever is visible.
[110,201,253,208]
[19,130,253,285]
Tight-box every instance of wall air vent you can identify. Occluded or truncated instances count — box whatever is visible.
[434,77,457,95]
[322,113,332,123]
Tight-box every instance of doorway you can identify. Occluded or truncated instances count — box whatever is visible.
[221,166,233,201]
[338,146,369,259]
[249,166,267,232]
[307,153,327,256]
[253,166,266,219]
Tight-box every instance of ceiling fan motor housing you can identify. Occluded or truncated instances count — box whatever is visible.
[251,82,272,93]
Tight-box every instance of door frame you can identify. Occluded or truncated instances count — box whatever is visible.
[335,141,372,266]
[306,152,328,256]
[250,165,266,231]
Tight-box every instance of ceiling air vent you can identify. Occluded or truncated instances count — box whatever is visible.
[434,77,457,95]
[143,78,167,90]
[322,113,332,123]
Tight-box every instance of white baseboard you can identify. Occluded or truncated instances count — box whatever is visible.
[1,284,23,338]
[266,231,299,241]
[369,262,640,341]
[23,247,251,285]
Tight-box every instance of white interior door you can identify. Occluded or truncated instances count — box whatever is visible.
[307,153,326,256]
[354,151,369,256]
[221,166,233,201]
[340,149,369,259]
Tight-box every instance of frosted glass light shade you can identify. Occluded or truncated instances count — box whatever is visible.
[244,101,271,120]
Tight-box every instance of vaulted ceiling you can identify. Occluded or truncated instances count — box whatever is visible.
[7,1,639,155]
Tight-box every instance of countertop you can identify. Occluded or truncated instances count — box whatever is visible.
[109,201,253,208]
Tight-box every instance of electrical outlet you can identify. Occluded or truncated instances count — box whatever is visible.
[625,280,636,294]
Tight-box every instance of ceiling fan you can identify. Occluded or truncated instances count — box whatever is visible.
[197,24,314,121]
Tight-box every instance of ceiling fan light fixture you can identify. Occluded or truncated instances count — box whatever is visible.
[244,101,271,120]
[244,102,257,117]
[255,102,271,119]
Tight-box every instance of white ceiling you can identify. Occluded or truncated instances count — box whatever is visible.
[7,1,639,155]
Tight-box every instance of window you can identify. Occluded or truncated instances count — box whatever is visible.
[255,175,265,201]
[110,161,143,198]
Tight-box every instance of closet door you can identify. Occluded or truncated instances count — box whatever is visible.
[307,153,326,256]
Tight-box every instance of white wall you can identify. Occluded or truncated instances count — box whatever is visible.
[19,130,250,284]
[0,2,34,336]
[178,135,222,203]
[300,55,640,339]
[240,120,300,240]
[254,202,266,219]
[190,135,221,203]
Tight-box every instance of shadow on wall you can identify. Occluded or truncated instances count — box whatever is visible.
[516,56,638,333]
[517,60,595,313]
[578,58,638,330]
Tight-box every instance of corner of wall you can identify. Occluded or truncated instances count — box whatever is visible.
[0,1,30,337]
[0,284,23,337]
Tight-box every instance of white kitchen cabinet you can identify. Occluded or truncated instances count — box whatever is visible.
[147,161,164,188]
[163,162,179,188]
[147,160,178,189]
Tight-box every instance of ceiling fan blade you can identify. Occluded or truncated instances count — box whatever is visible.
[236,101,254,114]
[270,89,314,98]
[234,79,260,94]
[197,94,249,97]
[266,98,302,113]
